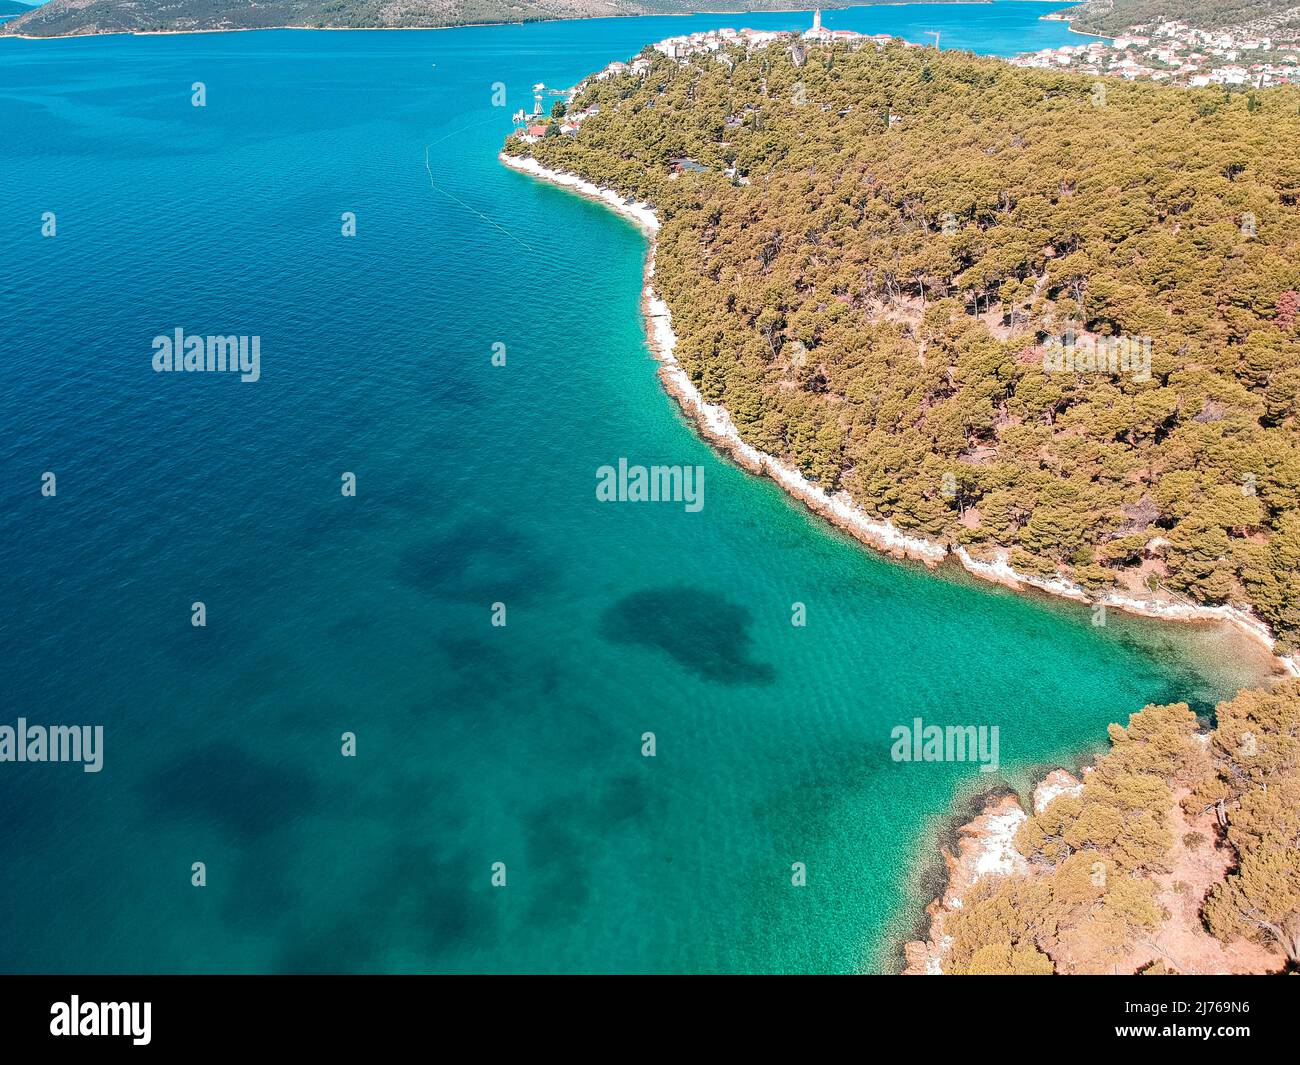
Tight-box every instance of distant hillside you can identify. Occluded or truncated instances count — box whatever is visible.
[9,0,1300,40]
[0,0,1023,39]
[1060,0,1300,37]
[0,0,620,36]
[0,0,850,39]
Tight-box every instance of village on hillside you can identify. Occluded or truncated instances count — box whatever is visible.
[1015,15,1300,87]
[511,10,924,144]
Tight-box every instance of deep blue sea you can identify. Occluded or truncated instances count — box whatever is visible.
[0,5,1275,974]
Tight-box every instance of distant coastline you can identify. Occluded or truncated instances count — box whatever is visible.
[0,23,532,40]
[0,3,1098,43]
[1040,11,1108,39]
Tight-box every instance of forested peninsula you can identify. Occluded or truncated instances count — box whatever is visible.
[505,39,1300,656]
[503,34,1300,975]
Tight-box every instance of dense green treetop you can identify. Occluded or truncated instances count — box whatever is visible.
[946,680,1300,974]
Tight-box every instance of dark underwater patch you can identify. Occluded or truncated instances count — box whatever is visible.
[271,843,500,973]
[599,586,775,686]
[519,771,654,927]
[143,741,318,838]
[394,518,556,605]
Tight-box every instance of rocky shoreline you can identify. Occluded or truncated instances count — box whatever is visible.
[902,769,1083,974]
[498,151,1300,679]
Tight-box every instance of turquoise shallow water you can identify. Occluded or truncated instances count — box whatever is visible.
[0,7,1275,974]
